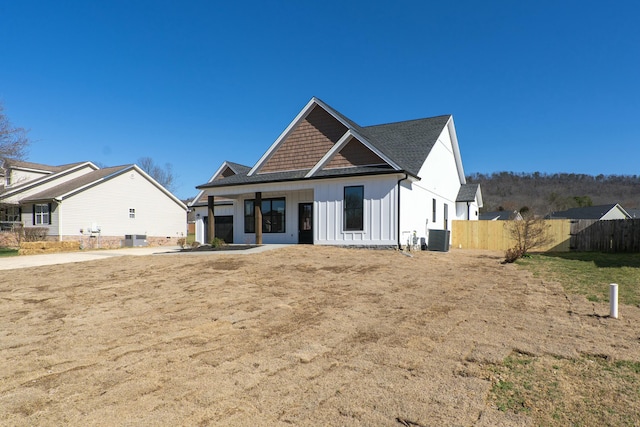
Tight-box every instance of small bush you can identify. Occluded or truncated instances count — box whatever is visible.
[210,237,227,248]
[191,241,200,248]
[22,227,49,242]
[177,237,186,248]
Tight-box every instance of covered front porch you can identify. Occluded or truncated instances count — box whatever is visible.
[193,187,314,246]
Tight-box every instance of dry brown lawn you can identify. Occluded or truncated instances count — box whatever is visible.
[1,246,639,426]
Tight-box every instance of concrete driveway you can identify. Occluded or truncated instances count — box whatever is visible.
[0,245,287,270]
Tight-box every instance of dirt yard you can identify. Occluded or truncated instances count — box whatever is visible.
[1,246,639,426]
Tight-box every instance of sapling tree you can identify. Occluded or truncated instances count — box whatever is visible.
[504,215,553,263]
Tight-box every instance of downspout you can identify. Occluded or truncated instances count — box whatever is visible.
[467,202,470,220]
[55,199,62,242]
[397,173,409,249]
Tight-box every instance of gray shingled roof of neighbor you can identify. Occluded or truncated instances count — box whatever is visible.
[546,204,627,219]
[4,160,87,173]
[0,162,97,197]
[197,100,453,189]
[21,165,131,202]
[456,183,480,202]
[479,211,516,220]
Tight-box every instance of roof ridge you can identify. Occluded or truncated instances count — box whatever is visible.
[363,114,451,129]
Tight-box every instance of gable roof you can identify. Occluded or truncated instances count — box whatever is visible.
[3,160,87,174]
[198,97,458,190]
[21,164,187,209]
[456,183,482,206]
[189,161,252,206]
[358,115,452,176]
[0,161,99,198]
[546,204,630,220]
[479,210,522,221]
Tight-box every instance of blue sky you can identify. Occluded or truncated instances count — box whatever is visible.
[1,1,638,199]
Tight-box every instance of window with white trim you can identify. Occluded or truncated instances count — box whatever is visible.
[129,208,136,219]
[34,204,50,225]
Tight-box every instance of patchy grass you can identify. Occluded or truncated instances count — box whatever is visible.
[497,252,640,425]
[517,252,640,306]
[0,247,19,257]
[486,351,640,426]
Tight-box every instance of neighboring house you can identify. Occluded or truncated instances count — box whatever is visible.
[626,208,640,219]
[545,203,631,220]
[0,160,187,247]
[191,97,482,248]
[479,210,523,221]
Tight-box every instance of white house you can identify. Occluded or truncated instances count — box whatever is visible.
[0,160,187,248]
[191,97,482,248]
[545,204,630,220]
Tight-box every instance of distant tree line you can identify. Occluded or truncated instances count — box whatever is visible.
[466,172,640,216]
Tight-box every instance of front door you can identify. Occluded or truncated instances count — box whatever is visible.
[298,203,313,244]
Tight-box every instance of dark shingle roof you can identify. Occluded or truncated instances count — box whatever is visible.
[359,115,451,176]
[197,99,452,189]
[225,162,251,175]
[479,211,517,220]
[456,183,480,202]
[546,204,628,220]
[22,165,132,202]
[4,160,87,173]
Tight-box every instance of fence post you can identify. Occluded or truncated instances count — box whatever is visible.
[609,283,619,319]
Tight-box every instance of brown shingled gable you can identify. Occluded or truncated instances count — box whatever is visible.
[324,137,387,170]
[259,105,347,173]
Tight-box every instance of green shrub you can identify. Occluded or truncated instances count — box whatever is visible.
[210,237,227,248]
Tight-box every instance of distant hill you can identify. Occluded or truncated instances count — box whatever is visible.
[466,172,640,216]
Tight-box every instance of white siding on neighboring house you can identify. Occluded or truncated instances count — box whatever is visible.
[601,208,627,220]
[21,202,60,236]
[7,169,50,187]
[58,169,185,238]
[1,165,95,204]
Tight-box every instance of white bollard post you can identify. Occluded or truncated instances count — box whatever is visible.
[610,283,619,319]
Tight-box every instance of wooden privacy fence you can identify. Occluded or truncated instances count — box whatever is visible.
[452,219,572,252]
[570,218,640,252]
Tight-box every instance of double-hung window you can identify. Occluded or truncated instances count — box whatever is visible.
[344,186,364,231]
[34,203,50,225]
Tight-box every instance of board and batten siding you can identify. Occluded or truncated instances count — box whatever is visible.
[235,189,313,244]
[314,175,397,246]
[192,204,234,244]
[58,169,186,238]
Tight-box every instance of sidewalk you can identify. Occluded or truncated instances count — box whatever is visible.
[0,245,289,270]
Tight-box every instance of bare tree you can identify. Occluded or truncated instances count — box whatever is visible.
[137,157,177,192]
[0,102,30,163]
[504,215,553,263]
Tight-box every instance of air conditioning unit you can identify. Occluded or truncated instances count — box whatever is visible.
[123,234,148,247]
[428,229,450,252]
